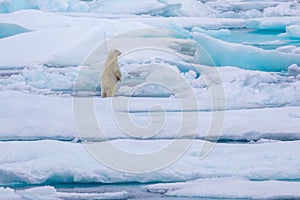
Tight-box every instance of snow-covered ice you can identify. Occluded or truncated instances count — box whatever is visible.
[1,0,300,18]
[193,32,300,71]
[1,91,300,141]
[0,186,129,200]
[146,177,300,199]
[0,140,300,185]
[16,186,129,200]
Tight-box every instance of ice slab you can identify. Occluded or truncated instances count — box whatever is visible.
[0,26,106,67]
[1,10,299,71]
[193,33,300,71]
[88,0,178,16]
[146,177,300,199]
[0,0,88,13]
[0,91,300,142]
[1,0,300,19]
[280,25,300,39]
[0,140,299,185]
[0,185,129,200]
[206,0,300,18]
[16,186,129,200]
[0,187,21,200]
[0,0,214,17]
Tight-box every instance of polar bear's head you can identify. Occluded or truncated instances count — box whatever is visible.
[108,49,121,57]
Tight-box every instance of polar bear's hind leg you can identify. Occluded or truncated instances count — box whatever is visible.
[104,87,114,98]
[101,91,107,98]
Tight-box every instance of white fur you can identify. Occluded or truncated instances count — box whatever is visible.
[100,49,122,98]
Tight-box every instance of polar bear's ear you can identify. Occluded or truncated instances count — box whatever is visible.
[113,49,121,56]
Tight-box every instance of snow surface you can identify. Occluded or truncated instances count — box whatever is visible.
[0,26,106,67]
[1,10,300,69]
[1,0,300,199]
[0,187,21,200]
[1,91,300,141]
[1,0,300,18]
[0,140,300,186]
[0,0,215,17]
[0,186,129,200]
[146,177,300,199]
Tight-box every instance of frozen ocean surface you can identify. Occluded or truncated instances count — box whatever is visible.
[1,0,300,199]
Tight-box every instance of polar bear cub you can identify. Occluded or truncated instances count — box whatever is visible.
[100,49,122,98]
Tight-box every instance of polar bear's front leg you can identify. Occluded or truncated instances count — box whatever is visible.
[115,69,122,81]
